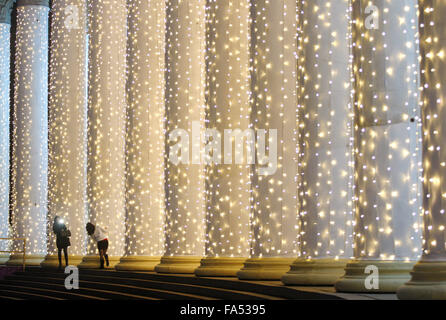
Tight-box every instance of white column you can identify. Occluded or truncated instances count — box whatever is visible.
[80,0,127,268]
[282,0,354,285]
[335,0,423,292]
[237,0,299,280]
[155,0,206,274]
[398,0,446,300]
[0,0,12,264]
[194,0,251,277]
[9,0,49,266]
[41,0,88,268]
[116,0,166,271]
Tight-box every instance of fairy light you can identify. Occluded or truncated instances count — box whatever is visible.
[0,0,12,257]
[86,0,127,258]
[4,0,440,288]
[351,0,422,262]
[397,1,446,300]
[249,0,299,259]
[417,1,446,259]
[296,0,354,261]
[235,0,301,281]
[124,0,165,259]
[10,0,49,261]
[203,0,251,260]
[162,0,206,260]
[47,0,87,259]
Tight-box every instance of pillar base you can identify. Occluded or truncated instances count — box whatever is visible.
[194,257,247,277]
[281,258,349,286]
[236,258,294,280]
[155,256,202,274]
[0,254,9,265]
[6,254,45,266]
[40,255,84,269]
[334,260,415,293]
[78,255,121,269]
[115,256,161,271]
[397,260,446,300]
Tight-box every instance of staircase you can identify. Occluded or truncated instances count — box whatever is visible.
[0,267,343,300]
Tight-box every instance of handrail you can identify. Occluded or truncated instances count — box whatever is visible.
[0,238,26,271]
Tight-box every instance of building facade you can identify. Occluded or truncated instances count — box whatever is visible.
[0,0,445,299]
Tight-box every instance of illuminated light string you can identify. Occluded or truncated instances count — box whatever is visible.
[164,0,206,257]
[5,0,431,269]
[249,0,299,259]
[203,0,251,259]
[351,0,423,261]
[86,0,127,257]
[417,1,446,259]
[124,0,165,257]
[47,0,88,258]
[0,17,10,254]
[11,3,49,257]
[296,0,354,261]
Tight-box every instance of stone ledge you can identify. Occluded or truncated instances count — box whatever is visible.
[155,256,202,274]
[115,256,161,271]
[335,260,415,293]
[237,257,294,280]
[195,257,247,277]
[282,258,349,286]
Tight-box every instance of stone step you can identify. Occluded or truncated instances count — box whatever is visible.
[0,267,343,300]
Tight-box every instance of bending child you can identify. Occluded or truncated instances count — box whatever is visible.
[86,222,109,269]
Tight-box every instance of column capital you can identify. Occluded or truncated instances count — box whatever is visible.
[0,0,14,24]
[17,0,49,8]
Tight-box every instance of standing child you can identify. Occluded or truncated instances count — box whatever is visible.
[86,222,109,269]
[53,216,71,270]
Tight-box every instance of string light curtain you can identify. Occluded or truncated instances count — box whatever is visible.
[398,0,446,299]
[9,0,49,266]
[155,0,207,274]
[0,0,12,264]
[116,0,166,271]
[336,0,423,292]
[42,0,88,268]
[282,0,354,285]
[237,0,299,280]
[80,0,127,268]
[193,0,252,277]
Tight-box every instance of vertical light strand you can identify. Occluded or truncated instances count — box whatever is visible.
[42,0,88,268]
[0,0,12,264]
[9,0,49,266]
[116,0,166,271]
[282,0,354,285]
[155,0,207,274]
[398,0,446,300]
[193,0,252,277]
[79,0,127,268]
[335,0,423,293]
[237,0,299,280]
